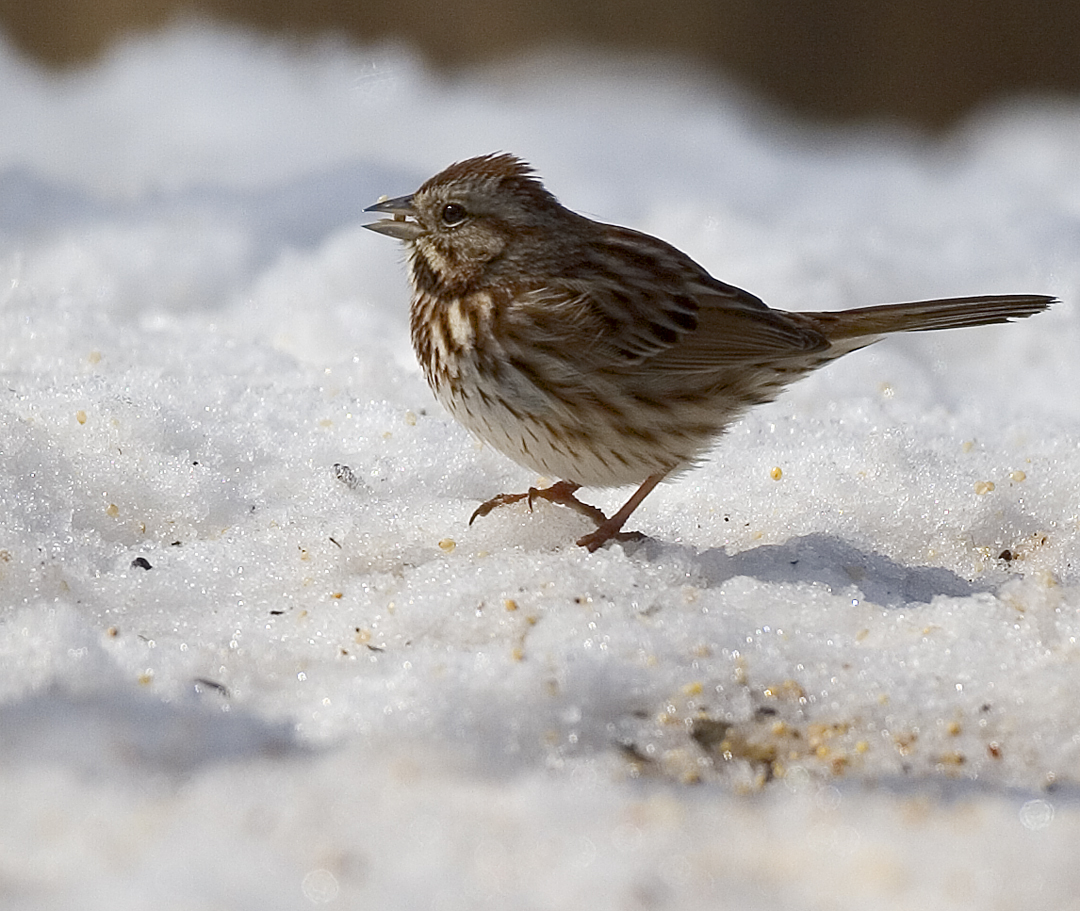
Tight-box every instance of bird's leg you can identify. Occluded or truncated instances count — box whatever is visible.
[470,480,609,527]
[576,472,667,552]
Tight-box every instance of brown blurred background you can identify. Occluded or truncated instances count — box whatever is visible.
[2,0,1077,129]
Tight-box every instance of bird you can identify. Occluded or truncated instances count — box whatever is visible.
[364,153,1053,551]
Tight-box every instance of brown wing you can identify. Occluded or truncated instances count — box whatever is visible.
[503,281,828,375]
[641,289,830,374]
[499,221,829,375]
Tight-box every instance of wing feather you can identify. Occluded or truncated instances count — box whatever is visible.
[498,222,829,377]
[504,282,828,375]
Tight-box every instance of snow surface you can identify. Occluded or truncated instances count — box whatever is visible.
[1,22,1079,910]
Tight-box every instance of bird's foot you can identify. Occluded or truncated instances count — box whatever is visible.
[469,480,609,527]
[575,522,645,553]
[574,472,666,551]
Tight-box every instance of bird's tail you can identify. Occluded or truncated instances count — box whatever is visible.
[806,294,1054,344]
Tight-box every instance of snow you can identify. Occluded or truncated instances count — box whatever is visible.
[1,21,1079,909]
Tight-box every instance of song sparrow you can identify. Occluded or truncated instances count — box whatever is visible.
[365,153,1053,551]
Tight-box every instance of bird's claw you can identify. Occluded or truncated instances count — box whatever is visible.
[576,527,646,553]
[470,480,610,529]
[469,491,530,525]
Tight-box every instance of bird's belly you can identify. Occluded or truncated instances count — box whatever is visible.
[433,370,730,488]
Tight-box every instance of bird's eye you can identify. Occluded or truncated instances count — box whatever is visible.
[440,203,468,227]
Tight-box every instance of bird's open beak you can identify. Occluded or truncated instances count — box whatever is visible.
[363,193,423,240]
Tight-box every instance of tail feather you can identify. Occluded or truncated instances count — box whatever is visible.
[807,294,1055,341]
